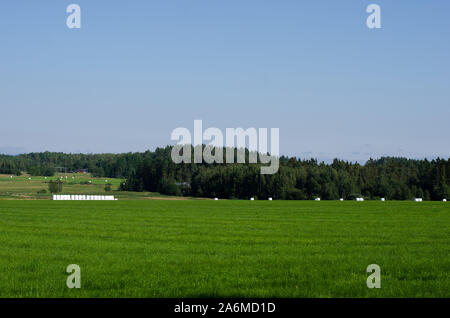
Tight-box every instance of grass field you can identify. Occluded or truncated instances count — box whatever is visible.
[0,200,448,297]
[0,174,189,200]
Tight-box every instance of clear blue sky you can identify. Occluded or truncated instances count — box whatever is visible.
[1,0,449,162]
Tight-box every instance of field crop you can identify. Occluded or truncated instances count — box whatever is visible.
[0,200,448,297]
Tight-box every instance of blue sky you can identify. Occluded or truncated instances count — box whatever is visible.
[0,0,449,162]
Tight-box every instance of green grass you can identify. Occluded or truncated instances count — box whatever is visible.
[0,200,448,297]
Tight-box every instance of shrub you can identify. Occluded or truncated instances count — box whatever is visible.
[48,180,63,193]
[284,188,307,200]
[159,180,181,196]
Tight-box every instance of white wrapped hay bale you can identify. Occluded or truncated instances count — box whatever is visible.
[315,198,321,201]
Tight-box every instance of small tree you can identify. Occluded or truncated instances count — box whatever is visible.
[48,179,63,193]
[105,183,112,192]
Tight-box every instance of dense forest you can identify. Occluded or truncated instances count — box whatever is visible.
[0,152,144,177]
[1,147,448,200]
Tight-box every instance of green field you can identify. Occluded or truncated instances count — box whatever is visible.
[0,200,448,297]
[0,174,190,200]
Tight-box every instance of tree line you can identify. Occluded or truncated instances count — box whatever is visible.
[121,146,449,201]
[0,152,146,177]
[0,147,449,200]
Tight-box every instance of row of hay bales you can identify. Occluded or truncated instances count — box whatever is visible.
[53,195,117,200]
[214,197,448,201]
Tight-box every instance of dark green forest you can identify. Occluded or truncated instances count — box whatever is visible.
[0,147,449,200]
